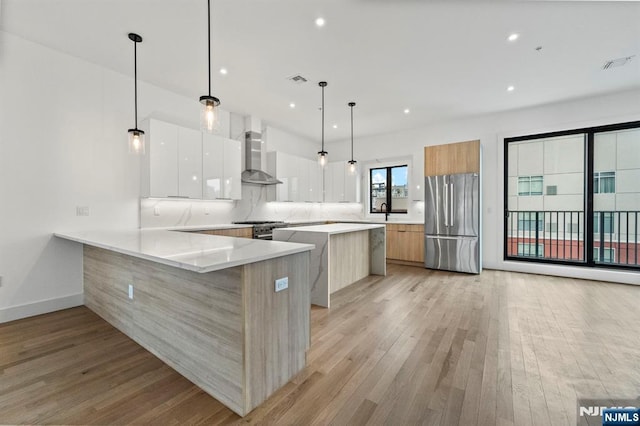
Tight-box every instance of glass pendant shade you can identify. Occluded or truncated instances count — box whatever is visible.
[200,96,220,133]
[318,151,328,167]
[128,129,145,154]
[347,160,357,175]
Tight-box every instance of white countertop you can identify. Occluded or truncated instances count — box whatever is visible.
[144,224,253,231]
[274,223,385,235]
[55,229,314,273]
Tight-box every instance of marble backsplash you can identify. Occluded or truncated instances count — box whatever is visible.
[140,185,367,228]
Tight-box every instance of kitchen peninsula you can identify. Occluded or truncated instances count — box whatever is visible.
[273,223,386,308]
[54,229,314,417]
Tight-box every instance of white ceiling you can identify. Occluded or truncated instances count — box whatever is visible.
[2,0,639,142]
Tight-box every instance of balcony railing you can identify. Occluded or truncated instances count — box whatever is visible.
[506,210,640,267]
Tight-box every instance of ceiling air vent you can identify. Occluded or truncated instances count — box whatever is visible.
[287,74,308,84]
[602,56,635,70]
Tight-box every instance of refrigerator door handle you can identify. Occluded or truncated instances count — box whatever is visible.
[443,183,448,227]
[450,183,455,227]
[425,235,477,241]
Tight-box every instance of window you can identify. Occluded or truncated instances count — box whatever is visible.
[594,171,615,194]
[517,213,543,231]
[593,247,615,263]
[505,120,640,270]
[370,165,408,214]
[518,176,543,196]
[593,212,614,234]
[517,243,544,257]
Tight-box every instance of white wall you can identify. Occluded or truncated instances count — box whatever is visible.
[0,31,231,322]
[326,89,640,285]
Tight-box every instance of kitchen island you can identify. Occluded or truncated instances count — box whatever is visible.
[54,229,314,417]
[273,223,386,308]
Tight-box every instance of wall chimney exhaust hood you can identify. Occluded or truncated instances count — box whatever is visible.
[241,131,282,185]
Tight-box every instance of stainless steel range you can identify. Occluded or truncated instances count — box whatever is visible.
[232,221,288,240]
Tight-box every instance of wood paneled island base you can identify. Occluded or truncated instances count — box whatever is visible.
[83,246,310,417]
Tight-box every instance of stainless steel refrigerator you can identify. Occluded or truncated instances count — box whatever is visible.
[424,173,481,274]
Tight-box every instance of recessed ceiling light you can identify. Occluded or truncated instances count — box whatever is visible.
[507,85,515,92]
[289,102,296,109]
[508,33,519,42]
[332,124,338,129]
[315,17,325,27]
[219,67,227,75]
[403,108,410,114]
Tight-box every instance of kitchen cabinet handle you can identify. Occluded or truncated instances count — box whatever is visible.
[443,183,449,227]
[450,183,455,226]
[167,195,189,198]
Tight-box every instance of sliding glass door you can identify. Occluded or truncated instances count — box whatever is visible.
[504,121,640,270]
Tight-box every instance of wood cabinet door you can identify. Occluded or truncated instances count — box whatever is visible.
[386,229,400,259]
[424,140,480,176]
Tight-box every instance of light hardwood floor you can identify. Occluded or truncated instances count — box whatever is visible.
[2,265,640,425]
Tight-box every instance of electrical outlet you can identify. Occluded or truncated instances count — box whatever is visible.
[275,277,288,292]
[128,284,134,300]
[153,206,160,216]
[76,206,90,216]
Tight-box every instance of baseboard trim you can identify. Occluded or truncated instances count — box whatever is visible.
[0,293,84,324]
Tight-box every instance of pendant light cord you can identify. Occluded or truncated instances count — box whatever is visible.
[207,0,211,96]
[350,105,354,161]
[134,39,138,128]
[321,85,325,151]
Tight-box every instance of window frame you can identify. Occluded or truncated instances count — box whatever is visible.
[503,120,640,271]
[369,164,409,215]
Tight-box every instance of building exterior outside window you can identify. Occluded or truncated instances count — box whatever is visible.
[505,124,639,268]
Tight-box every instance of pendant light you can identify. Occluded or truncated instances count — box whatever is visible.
[317,81,328,167]
[127,33,144,154]
[199,0,221,133]
[347,102,357,175]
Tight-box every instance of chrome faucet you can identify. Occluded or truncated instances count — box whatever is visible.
[380,202,389,222]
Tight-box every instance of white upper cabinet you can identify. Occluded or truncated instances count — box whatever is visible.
[222,138,242,200]
[344,166,361,203]
[178,127,203,199]
[411,157,424,201]
[308,160,322,202]
[142,118,241,200]
[324,161,360,203]
[202,133,241,200]
[202,133,224,199]
[144,119,179,198]
[267,152,322,202]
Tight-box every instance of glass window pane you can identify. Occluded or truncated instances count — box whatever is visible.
[518,177,530,196]
[390,166,408,213]
[530,176,543,195]
[370,168,387,213]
